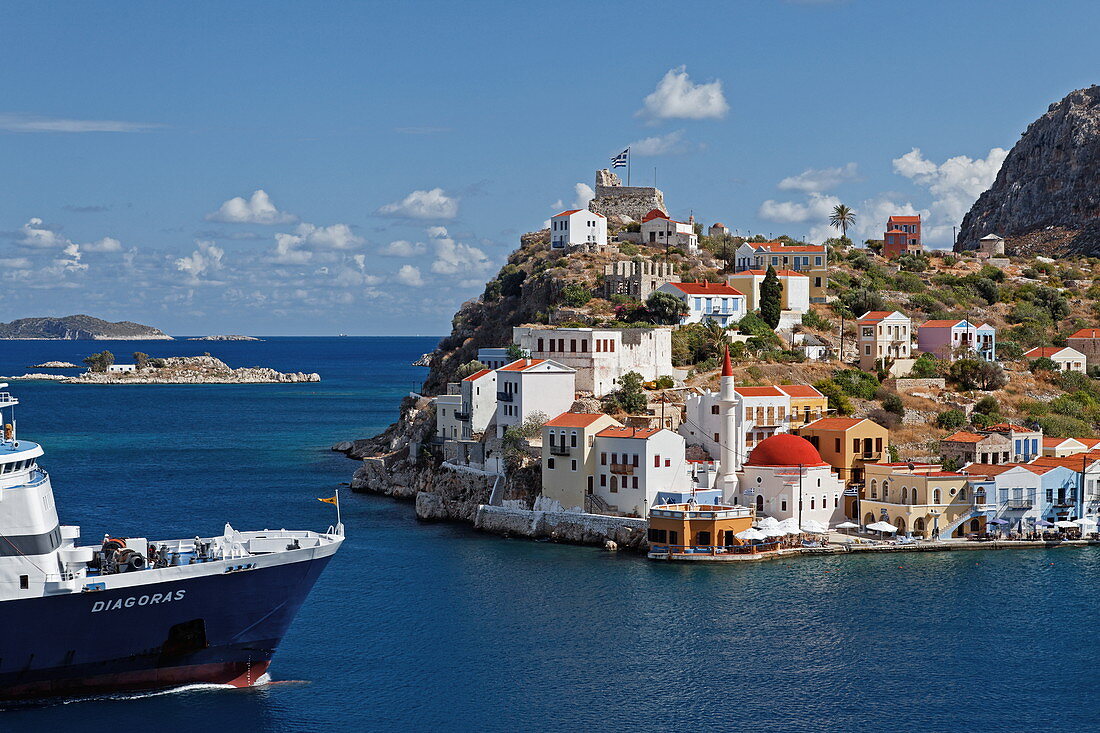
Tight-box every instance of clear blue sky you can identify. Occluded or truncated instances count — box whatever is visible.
[1,0,1096,335]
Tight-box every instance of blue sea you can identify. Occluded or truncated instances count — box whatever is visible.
[4,336,1100,732]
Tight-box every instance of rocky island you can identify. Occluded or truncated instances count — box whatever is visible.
[0,315,172,340]
[186,335,263,341]
[29,361,80,368]
[4,355,318,384]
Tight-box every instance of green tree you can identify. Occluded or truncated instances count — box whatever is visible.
[605,371,647,414]
[82,350,115,373]
[882,392,905,417]
[936,409,966,429]
[973,395,1001,416]
[813,378,853,415]
[949,359,1008,391]
[559,283,592,307]
[840,288,885,318]
[701,320,729,358]
[132,352,149,369]
[1034,286,1070,324]
[758,265,782,329]
[506,343,526,360]
[908,353,943,378]
[645,291,686,325]
[829,204,856,241]
[455,360,489,379]
[1029,356,1060,374]
[833,369,881,399]
[712,233,737,272]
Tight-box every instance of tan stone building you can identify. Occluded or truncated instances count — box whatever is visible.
[541,413,621,512]
[939,430,1011,466]
[857,311,913,374]
[794,417,890,486]
[861,463,980,539]
[1066,328,1100,369]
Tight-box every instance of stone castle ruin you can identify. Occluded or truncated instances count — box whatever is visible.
[603,259,680,301]
[588,169,666,224]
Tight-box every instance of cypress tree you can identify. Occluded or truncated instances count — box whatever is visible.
[759,265,783,329]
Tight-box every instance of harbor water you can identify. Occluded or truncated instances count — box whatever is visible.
[2,337,1099,732]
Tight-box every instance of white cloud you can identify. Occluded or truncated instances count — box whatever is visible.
[0,257,31,268]
[377,188,458,219]
[19,218,67,248]
[206,189,297,224]
[778,163,859,192]
[0,114,163,133]
[757,193,841,224]
[175,240,225,283]
[892,147,1008,244]
[83,236,122,252]
[627,130,692,156]
[573,183,594,209]
[429,228,491,275]
[380,240,426,257]
[639,66,729,121]
[270,222,364,264]
[396,264,425,287]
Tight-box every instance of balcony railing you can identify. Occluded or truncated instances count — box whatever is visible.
[857,451,882,462]
[497,391,514,402]
[454,411,470,422]
[1006,500,1033,510]
[610,463,634,476]
[548,444,571,456]
[1054,500,1077,508]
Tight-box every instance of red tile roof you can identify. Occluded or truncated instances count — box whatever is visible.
[462,369,494,382]
[799,417,867,430]
[962,463,1021,477]
[545,413,613,428]
[888,215,921,223]
[595,426,662,440]
[1024,347,1064,358]
[553,209,604,218]
[775,385,824,398]
[920,320,964,328]
[668,282,744,296]
[754,243,826,253]
[984,423,1033,433]
[641,209,669,222]
[857,310,896,323]
[942,431,989,444]
[1068,328,1100,340]
[498,358,547,372]
[1030,451,1100,469]
[1043,437,1084,448]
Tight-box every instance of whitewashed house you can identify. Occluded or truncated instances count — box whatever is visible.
[731,433,846,527]
[458,368,498,438]
[541,412,622,512]
[590,426,691,517]
[494,359,576,438]
[511,326,678,396]
[1024,346,1087,373]
[656,281,746,326]
[434,389,463,441]
[550,209,606,249]
[107,364,136,374]
[640,209,698,253]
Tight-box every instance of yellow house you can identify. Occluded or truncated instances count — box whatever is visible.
[541,412,621,511]
[860,463,980,539]
[647,503,755,557]
[777,385,829,429]
[795,417,889,486]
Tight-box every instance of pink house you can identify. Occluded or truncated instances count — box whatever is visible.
[917,319,997,362]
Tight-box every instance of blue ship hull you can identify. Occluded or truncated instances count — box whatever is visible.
[0,553,333,700]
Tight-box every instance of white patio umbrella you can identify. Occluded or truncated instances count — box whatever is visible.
[735,528,765,541]
[1054,520,1079,529]
[867,521,899,534]
[1074,517,1098,528]
[801,519,828,534]
[756,516,780,530]
[834,521,859,529]
[761,528,786,538]
[777,517,802,533]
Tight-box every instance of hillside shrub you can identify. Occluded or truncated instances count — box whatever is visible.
[949,359,1008,391]
[813,379,853,415]
[558,283,591,307]
[833,369,880,399]
[936,409,966,429]
[1029,356,1060,374]
[801,310,833,331]
[907,353,944,378]
[1035,414,1093,438]
[882,393,905,417]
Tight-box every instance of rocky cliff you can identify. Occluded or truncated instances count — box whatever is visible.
[957,85,1100,255]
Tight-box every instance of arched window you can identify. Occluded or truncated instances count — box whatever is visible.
[933,488,941,504]
[959,486,967,501]
[755,494,764,512]
[882,480,890,497]
[910,488,919,504]
[870,479,877,498]
[810,497,815,510]
[834,494,839,508]
[610,476,618,493]
[902,487,908,503]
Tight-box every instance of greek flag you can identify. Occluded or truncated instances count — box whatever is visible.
[611,148,629,169]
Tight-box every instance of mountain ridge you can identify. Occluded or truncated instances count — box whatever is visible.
[0,315,172,340]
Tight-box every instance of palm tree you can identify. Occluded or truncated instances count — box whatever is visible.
[830,204,856,242]
[702,319,728,359]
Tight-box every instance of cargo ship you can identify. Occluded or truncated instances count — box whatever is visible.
[0,383,343,700]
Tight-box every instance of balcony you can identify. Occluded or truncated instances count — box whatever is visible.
[610,463,634,476]
[497,391,514,402]
[1006,500,1033,510]
[857,451,882,462]
[548,444,571,456]
[454,411,470,422]
[1054,500,1076,508]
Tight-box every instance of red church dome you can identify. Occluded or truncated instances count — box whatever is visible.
[745,433,828,468]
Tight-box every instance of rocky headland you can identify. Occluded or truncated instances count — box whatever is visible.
[0,315,172,340]
[957,85,1100,255]
[29,361,80,368]
[186,335,263,341]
